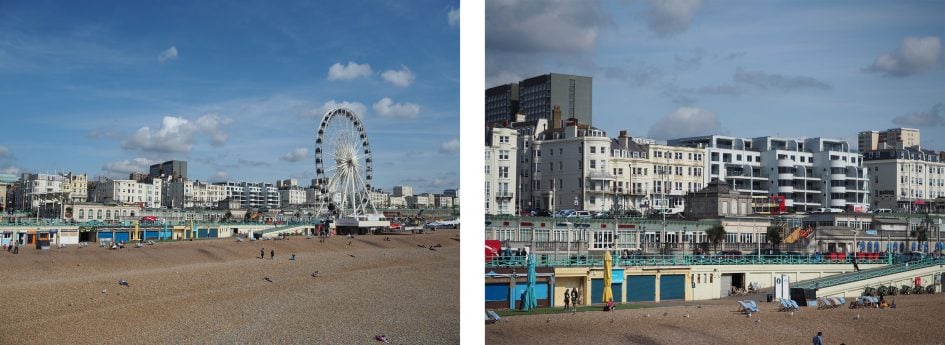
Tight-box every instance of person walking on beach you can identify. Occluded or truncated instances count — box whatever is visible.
[812,331,824,345]
[571,288,579,311]
[270,249,275,260]
[260,248,264,259]
[563,288,571,311]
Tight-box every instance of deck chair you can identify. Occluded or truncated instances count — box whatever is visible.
[788,299,801,310]
[737,301,757,314]
[744,300,759,311]
[832,297,845,309]
[486,310,501,324]
[817,297,832,309]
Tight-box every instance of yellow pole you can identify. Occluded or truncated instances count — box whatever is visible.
[190,220,195,239]
[133,220,139,241]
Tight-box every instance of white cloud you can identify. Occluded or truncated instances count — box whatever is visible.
[158,46,178,63]
[864,36,944,77]
[647,107,720,140]
[439,139,460,154]
[381,65,416,87]
[372,98,420,119]
[448,8,460,27]
[211,170,230,182]
[101,157,157,178]
[280,147,309,162]
[313,100,368,118]
[121,114,233,154]
[327,61,373,80]
[646,0,702,37]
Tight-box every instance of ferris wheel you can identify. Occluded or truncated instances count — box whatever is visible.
[314,108,377,218]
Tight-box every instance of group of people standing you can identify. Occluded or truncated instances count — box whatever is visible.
[562,287,580,312]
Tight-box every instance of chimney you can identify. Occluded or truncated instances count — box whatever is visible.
[552,105,562,129]
[619,130,629,148]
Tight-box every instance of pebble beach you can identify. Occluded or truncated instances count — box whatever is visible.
[0,231,459,344]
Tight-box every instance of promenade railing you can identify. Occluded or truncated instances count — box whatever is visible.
[485,252,897,268]
[793,257,945,290]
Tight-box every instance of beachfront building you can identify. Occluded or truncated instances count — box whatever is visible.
[12,172,90,214]
[864,147,945,212]
[392,185,413,197]
[166,180,227,209]
[406,194,432,209]
[212,181,279,209]
[278,188,307,208]
[669,135,870,213]
[68,202,142,222]
[88,178,163,208]
[367,188,389,208]
[485,126,518,215]
[485,82,519,126]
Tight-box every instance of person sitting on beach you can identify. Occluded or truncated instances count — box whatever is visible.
[879,297,889,309]
[604,299,615,312]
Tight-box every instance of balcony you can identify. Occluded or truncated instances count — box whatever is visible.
[586,171,616,181]
[829,199,846,208]
[830,186,846,193]
[495,192,514,199]
[777,159,793,167]
[777,186,794,193]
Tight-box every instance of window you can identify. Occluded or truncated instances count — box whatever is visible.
[78,209,84,219]
[498,150,509,160]
[590,146,596,154]
[499,136,509,144]
[590,160,596,169]
[499,167,509,178]
[485,165,490,175]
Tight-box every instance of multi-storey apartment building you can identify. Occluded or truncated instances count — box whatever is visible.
[278,188,307,207]
[485,83,519,126]
[858,128,921,152]
[392,185,413,197]
[61,173,88,203]
[517,73,592,125]
[864,147,945,211]
[166,180,227,209]
[90,178,163,208]
[640,142,706,212]
[669,135,870,212]
[485,126,518,215]
[149,160,187,181]
[212,182,279,209]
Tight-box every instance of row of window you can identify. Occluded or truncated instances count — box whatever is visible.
[654,151,704,161]
[76,208,135,220]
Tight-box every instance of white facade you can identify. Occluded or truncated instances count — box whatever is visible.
[864,148,945,211]
[279,188,307,207]
[406,194,432,209]
[92,179,162,208]
[669,135,870,212]
[485,127,518,215]
[368,189,389,208]
[166,181,227,209]
[213,181,279,209]
[389,196,406,208]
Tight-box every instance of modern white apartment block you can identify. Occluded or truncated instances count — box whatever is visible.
[213,181,280,209]
[669,135,869,212]
[864,147,945,211]
[485,126,518,215]
[858,127,921,152]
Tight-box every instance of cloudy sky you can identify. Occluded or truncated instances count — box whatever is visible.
[0,1,459,193]
[487,0,945,150]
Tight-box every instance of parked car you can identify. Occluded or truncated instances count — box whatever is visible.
[567,210,592,219]
[553,209,575,218]
[748,248,783,257]
[716,250,743,258]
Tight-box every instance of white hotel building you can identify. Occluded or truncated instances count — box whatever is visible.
[668,135,869,212]
[485,126,518,215]
[864,147,945,211]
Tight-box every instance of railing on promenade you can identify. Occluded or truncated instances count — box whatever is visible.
[793,257,945,290]
[485,253,896,268]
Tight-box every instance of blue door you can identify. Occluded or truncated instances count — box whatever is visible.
[209,229,218,237]
[114,232,130,242]
[485,283,509,303]
[144,231,159,239]
[591,278,604,304]
[198,229,210,238]
[98,232,113,241]
[627,275,656,302]
[660,274,685,300]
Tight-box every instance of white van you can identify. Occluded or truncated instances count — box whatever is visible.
[875,208,893,214]
[568,210,592,219]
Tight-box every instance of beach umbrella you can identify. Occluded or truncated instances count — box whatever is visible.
[133,220,139,241]
[162,220,168,241]
[602,250,613,304]
[524,253,538,311]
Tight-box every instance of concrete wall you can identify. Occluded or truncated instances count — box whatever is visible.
[817,266,945,298]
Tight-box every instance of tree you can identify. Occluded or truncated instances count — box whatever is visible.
[766,225,784,249]
[224,211,233,222]
[706,224,727,252]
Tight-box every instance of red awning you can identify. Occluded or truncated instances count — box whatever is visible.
[915,200,926,205]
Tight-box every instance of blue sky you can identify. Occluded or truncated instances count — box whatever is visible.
[0,0,459,193]
[487,0,945,150]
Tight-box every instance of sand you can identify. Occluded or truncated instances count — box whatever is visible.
[486,292,945,345]
[0,231,459,344]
